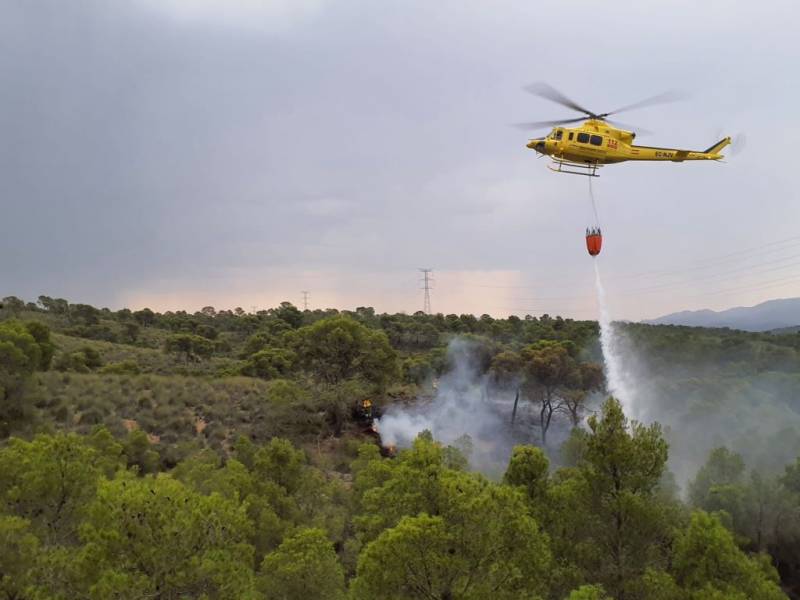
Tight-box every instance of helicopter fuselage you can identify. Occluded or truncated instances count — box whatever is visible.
[527,119,730,166]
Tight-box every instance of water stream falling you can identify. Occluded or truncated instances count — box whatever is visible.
[593,260,636,417]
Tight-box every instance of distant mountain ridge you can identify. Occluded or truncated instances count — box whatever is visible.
[645,297,800,332]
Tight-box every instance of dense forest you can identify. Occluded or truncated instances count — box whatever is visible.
[1,294,799,599]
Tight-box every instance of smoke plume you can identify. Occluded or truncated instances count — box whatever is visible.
[376,338,544,476]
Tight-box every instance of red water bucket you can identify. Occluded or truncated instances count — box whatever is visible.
[586,228,602,256]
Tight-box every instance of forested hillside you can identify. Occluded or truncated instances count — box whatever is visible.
[1,295,799,599]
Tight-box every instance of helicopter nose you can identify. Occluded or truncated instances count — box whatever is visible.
[527,138,545,151]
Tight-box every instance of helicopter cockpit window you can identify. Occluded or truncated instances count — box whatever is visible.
[590,135,603,146]
[577,132,590,143]
[550,130,563,140]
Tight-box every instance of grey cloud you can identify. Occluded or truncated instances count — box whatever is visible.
[2,0,799,315]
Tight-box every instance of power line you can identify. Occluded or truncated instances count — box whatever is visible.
[505,251,800,304]
[419,269,433,314]
[452,233,800,294]
[616,252,800,296]
[607,235,800,283]
[682,272,800,300]
[446,237,800,305]
[301,291,309,311]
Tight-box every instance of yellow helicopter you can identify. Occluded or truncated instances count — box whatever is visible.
[518,83,731,177]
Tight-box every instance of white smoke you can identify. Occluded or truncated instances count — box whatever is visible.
[594,260,638,418]
[375,338,527,475]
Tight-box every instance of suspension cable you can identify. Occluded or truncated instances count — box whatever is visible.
[588,174,600,227]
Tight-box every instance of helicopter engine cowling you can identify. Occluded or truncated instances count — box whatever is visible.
[613,130,635,145]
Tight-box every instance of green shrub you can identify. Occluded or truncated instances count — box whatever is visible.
[100,360,140,375]
[240,347,296,380]
[53,352,89,373]
[54,346,102,373]
[79,407,104,425]
[123,429,160,474]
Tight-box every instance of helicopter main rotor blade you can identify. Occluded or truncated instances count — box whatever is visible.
[601,90,686,117]
[513,116,588,130]
[523,82,595,117]
[603,118,653,136]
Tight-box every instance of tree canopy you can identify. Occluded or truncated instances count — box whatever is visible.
[0,296,797,597]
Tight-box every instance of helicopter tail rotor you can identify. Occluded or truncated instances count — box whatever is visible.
[730,132,747,157]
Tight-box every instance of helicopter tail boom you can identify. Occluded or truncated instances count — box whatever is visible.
[628,135,732,162]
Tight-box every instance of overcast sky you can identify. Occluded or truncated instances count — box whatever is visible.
[2,0,799,320]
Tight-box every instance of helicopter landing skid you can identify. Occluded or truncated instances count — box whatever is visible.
[548,159,602,177]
